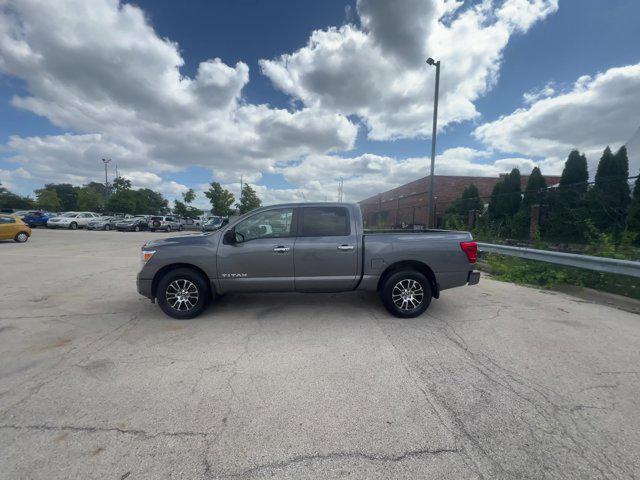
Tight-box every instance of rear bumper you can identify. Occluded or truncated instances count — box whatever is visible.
[467,270,480,285]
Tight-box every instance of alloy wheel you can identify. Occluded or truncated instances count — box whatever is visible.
[165,279,199,311]
[391,279,424,311]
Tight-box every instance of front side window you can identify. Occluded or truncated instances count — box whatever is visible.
[235,209,293,242]
[300,207,350,236]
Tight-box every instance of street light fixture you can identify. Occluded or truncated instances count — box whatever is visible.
[426,57,440,228]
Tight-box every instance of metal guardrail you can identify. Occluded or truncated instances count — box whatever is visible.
[478,243,640,278]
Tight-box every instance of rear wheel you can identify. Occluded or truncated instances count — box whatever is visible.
[134,225,140,232]
[380,270,431,318]
[14,232,29,243]
[178,225,183,231]
[157,268,211,319]
[166,225,172,232]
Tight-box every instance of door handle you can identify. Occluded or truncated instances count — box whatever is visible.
[337,244,355,251]
[273,246,291,253]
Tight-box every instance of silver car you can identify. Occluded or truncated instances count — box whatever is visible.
[149,216,182,232]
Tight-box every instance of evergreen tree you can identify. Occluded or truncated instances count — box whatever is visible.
[628,172,640,242]
[205,182,235,216]
[505,168,522,216]
[512,167,547,238]
[589,146,631,233]
[522,167,547,208]
[237,183,261,214]
[446,184,483,217]
[488,180,505,220]
[559,150,589,193]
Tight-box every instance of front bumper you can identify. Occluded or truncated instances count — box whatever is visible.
[467,270,480,285]
[137,272,154,301]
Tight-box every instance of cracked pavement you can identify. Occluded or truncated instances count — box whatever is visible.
[1,229,639,479]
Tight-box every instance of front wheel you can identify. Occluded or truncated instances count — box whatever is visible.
[134,225,140,232]
[380,270,432,318]
[14,232,29,243]
[69,222,78,230]
[166,225,172,232]
[157,268,211,319]
[104,224,110,231]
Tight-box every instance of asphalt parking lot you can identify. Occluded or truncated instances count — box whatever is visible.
[1,229,639,479]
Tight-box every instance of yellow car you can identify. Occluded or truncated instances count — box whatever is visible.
[0,214,32,242]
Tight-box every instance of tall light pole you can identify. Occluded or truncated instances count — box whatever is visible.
[102,158,111,189]
[426,57,440,228]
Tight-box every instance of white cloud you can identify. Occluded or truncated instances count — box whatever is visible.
[272,147,552,203]
[260,0,558,140]
[0,0,357,188]
[474,63,640,174]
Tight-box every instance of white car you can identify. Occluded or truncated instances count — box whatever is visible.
[47,212,100,230]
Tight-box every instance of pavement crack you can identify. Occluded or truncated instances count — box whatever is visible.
[0,423,210,439]
[216,447,459,478]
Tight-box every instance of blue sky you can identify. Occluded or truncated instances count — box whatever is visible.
[1,0,639,206]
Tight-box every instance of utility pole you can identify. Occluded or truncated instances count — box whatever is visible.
[338,177,344,202]
[239,175,243,209]
[426,57,440,229]
[102,158,111,190]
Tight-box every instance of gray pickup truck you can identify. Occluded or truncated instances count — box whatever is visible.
[137,202,479,319]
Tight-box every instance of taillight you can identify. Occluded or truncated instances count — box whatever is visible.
[460,241,477,263]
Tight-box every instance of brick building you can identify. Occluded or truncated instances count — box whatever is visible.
[359,173,561,228]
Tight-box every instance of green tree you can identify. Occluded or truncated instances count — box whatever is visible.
[77,187,104,212]
[182,188,196,204]
[628,172,640,243]
[42,184,79,211]
[84,181,111,198]
[445,184,483,228]
[112,176,132,192]
[543,150,590,242]
[133,188,169,215]
[106,189,137,214]
[36,188,62,211]
[589,146,630,234]
[521,167,547,208]
[488,169,521,221]
[237,183,261,214]
[204,182,235,216]
[512,167,547,238]
[0,182,36,209]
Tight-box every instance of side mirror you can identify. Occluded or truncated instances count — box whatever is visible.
[223,229,237,245]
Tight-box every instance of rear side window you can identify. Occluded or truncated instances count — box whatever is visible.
[300,207,350,236]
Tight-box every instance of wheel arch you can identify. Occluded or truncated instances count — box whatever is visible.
[376,260,439,299]
[152,263,213,299]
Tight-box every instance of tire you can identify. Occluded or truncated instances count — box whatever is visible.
[150,229,156,232]
[69,222,78,230]
[14,232,29,243]
[380,270,432,318]
[166,225,172,232]
[104,224,110,231]
[157,268,211,319]
[134,225,140,232]
[178,225,183,231]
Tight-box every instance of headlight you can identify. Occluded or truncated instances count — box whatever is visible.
[141,250,156,264]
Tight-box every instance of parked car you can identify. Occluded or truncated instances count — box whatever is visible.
[137,202,479,319]
[116,216,149,232]
[87,216,118,231]
[179,217,201,228]
[46,212,99,229]
[23,211,56,228]
[149,215,182,232]
[202,217,229,232]
[0,214,31,242]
